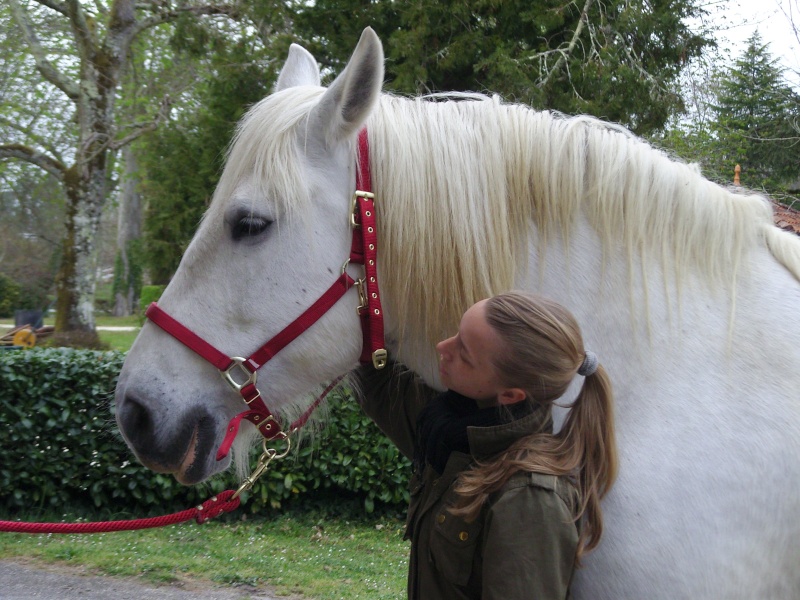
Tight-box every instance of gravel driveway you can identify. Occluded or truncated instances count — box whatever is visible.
[0,559,301,600]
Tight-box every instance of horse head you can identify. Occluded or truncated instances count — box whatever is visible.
[115,29,385,484]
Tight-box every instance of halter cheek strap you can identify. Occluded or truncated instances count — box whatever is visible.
[351,128,387,370]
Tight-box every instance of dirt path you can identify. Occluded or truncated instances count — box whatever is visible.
[0,559,300,600]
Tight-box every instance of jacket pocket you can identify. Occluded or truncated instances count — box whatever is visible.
[428,497,482,587]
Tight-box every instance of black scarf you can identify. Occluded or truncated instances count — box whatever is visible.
[414,390,532,475]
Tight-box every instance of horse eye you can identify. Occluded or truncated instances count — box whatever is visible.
[231,215,272,241]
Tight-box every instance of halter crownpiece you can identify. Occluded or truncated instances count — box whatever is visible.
[578,350,599,377]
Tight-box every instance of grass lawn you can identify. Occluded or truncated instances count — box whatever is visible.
[97,327,140,351]
[0,510,409,599]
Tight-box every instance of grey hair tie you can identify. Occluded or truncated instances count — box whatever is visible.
[578,350,599,377]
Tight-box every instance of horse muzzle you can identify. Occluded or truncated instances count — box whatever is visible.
[116,388,229,484]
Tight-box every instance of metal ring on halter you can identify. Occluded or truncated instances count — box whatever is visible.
[220,357,257,392]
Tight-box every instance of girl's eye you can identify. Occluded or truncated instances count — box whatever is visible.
[232,216,272,241]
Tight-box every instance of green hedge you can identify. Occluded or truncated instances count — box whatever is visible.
[0,348,411,517]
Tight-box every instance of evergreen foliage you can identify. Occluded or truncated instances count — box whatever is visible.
[655,32,800,199]
[291,0,710,134]
[711,32,800,192]
[0,274,21,318]
[136,1,712,280]
[139,39,273,282]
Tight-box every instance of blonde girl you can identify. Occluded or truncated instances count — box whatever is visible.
[357,291,618,599]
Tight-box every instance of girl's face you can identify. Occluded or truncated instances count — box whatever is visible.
[437,299,514,404]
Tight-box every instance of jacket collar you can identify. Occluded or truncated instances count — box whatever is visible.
[467,406,552,460]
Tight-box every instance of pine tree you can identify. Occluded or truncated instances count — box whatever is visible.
[712,32,800,191]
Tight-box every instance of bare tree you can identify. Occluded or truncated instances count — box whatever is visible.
[0,0,240,335]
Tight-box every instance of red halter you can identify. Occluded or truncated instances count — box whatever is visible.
[145,129,386,460]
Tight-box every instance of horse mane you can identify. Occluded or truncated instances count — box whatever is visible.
[367,94,800,349]
[218,88,800,351]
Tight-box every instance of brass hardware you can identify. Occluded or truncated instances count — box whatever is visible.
[244,389,263,405]
[459,531,469,541]
[372,349,388,369]
[437,514,446,524]
[355,277,368,315]
[232,437,292,500]
[258,415,281,433]
[221,357,257,392]
[350,190,374,228]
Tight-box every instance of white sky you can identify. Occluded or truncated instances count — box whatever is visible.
[703,0,800,85]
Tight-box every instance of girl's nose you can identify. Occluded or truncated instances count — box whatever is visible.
[436,335,454,357]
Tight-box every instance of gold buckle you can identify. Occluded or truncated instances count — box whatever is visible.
[350,190,375,228]
[372,349,387,369]
[221,357,257,392]
[355,277,368,315]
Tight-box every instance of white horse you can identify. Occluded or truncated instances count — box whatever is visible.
[115,28,800,599]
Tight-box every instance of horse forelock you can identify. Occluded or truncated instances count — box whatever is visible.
[210,86,327,221]
[368,94,800,351]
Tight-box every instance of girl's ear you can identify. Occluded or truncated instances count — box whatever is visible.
[497,388,527,406]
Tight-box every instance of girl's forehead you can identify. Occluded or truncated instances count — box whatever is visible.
[460,300,500,357]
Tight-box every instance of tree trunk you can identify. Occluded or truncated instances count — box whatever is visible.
[113,145,143,316]
[54,162,108,334]
[51,0,133,334]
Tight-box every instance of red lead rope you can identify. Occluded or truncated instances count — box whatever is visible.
[0,490,241,534]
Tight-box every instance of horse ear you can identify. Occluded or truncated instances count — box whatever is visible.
[275,44,321,91]
[310,27,384,144]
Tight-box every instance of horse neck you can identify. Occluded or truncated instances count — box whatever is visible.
[369,94,800,368]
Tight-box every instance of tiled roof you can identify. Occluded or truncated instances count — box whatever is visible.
[772,201,800,235]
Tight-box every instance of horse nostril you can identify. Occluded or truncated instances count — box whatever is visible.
[119,393,155,449]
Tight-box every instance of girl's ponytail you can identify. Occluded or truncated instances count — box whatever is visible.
[558,362,617,559]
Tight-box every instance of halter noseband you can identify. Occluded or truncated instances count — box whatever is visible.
[144,128,386,461]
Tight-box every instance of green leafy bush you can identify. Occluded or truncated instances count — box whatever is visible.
[0,348,411,518]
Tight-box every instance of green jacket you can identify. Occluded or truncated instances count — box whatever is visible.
[355,364,580,600]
